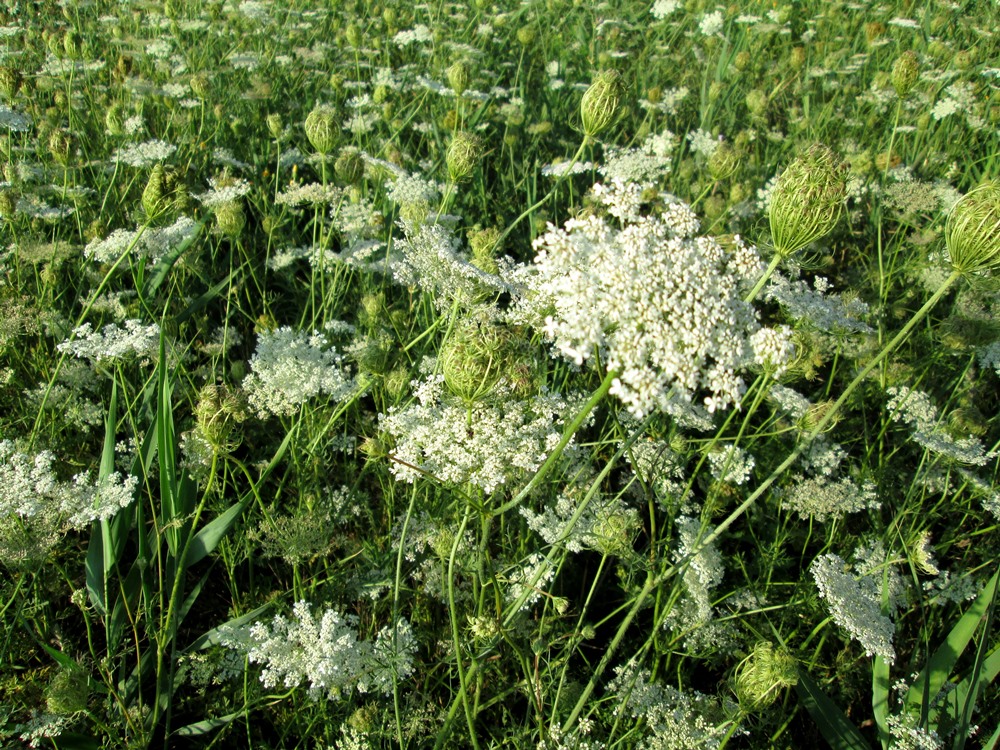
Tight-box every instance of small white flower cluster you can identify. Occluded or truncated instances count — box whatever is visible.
[220,601,417,700]
[84,216,200,263]
[196,177,252,209]
[765,273,872,333]
[599,129,676,185]
[977,340,1000,376]
[650,0,681,19]
[749,325,795,378]
[0,103,31,132]
[380,375,587,493]
[886,712,944,750]
[243,325,356,418]
[57,320,160,365]
[392,221,507,309]
[521,180,763,417]
[520,489,639,555]
[886,386,994,466]
[114,139,177,167]
[686,128,720,158]
[811,551,896,663]
[0,440,137,528]
[662,517,731,655]
[275,182,343,207]
[609,661,731,750]
[392,24,433,47]
[783,475,880,521]
[699,9,726,37]
[707,444,755,485]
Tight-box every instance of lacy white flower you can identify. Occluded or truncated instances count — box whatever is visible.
[749,325,795,377]
[707,444,754,485]
[243,325,356,417]
[886,386,994,465]
[85,216,200,263]
[220,601,417,700]
[1,440,137,528]
[765,273,872,333]
[57,320,160,365]
[380,375,587,493]
[114,139,177,167]
[811,552,896,663]
[391,221,508,309]
[519,179,763,417]
[783,475,880,521]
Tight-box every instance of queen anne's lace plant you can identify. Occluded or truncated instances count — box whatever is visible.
[886,386,995,466]
[57,320,160,365]
[380,375,588,493]
[519,179,763,417]
[811,551,896,663]
[84,216,200,263]
[783,475,880,521]
[609,660,733,750]
[220,601,416,700]
[243,324,357,417]
[391,221,508,309]
[0,440,137,528]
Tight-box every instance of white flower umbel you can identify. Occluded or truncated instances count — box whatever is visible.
[221,601,418,700]
[522,179,762,417]
[783,475,880,522]
[380,375,588,494]
[886,386,994,466]
[811,552,896,663]
[84,216,199,263]
[0,440,137,528]
[57,320,160,365]
[392,221,508,309]
[243,325,356,417]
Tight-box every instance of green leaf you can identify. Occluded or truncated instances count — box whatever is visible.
[184,494,252,568]
[796,669,872,750]
[142,220,201,298]
[872,654,891,750]
[171,710,243,738]
[906,569,1000,721]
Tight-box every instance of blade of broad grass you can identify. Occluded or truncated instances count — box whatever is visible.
[184,493,252,568]
[172,710,244,738]
[905,569,1000,721]
[873,655,891,750]
[952,570,1000,750]
[173,266,239,325]
[933,646,1000,745]
[982,723,1000,750]
[85,381,118,615]
[186,424,297,569]
[155,334,197,556]
[141,221,201,299]
[796,669,872,750]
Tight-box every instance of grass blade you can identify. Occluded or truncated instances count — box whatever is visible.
[796,668,872,750]
[905,569,1000,720]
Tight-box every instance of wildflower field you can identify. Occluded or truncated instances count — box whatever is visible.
[2,0,1000,747]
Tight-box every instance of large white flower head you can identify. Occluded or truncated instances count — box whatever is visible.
[523,179,762,417]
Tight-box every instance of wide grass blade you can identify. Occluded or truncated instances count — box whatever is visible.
[905,569,1000,721]
[796,668,872,750]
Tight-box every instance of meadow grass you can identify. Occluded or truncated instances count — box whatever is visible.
[1,0,999,748]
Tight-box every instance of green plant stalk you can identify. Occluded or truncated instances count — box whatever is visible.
[492,368,616,516]
[448,502,481,750]
[744,252,784,303]
[392,486,420,749]
[561,268,963,734]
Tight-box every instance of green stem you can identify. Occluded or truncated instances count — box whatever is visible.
[491,368,616,516]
